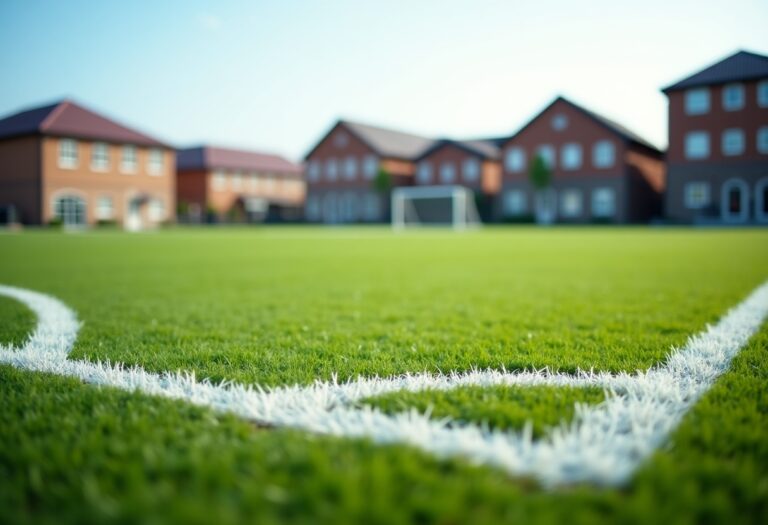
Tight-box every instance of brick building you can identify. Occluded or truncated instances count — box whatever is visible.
[498,96,665,224]
[662,50,768,224]
[176,146,304,223]
[0,99,175,229]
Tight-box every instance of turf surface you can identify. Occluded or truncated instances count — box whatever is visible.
[1,226,767,524]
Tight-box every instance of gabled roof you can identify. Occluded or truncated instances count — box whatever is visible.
[662,50,768,93]
[502,96,661,154]
[177,145,302,175]
[416,137,502,161]
[0,99,169,147]
[305,119,435,160]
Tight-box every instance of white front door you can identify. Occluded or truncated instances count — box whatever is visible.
[126,198,143,231]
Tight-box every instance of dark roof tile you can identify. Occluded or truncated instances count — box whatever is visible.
[662,50,768,92]
[177,146,302,174]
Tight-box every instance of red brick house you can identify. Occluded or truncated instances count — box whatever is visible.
[176,146,304,223]
[662,50,768,224]
[303,119,434,223]
[413,138,503,220]
[498,96,665,224]
[0,99,174,229]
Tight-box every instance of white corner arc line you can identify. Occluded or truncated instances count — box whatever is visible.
[1,281,767,487]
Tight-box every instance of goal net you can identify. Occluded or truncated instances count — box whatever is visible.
[391,185,481,229]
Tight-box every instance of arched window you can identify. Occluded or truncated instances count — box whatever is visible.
[54,195,86,226]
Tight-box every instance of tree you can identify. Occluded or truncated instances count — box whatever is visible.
[372,168,392,194]
[528,154,551,190]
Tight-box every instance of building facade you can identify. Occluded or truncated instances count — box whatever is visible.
[414,139,502,220]
[176,146,304,223]
[0,100,174,229]
[497,96,665,224]
[663,50,768,224]
[303,120,434,223]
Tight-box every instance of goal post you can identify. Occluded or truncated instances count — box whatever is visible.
[391,185,482,229]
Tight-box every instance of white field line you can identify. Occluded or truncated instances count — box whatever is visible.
[1,282,767,487]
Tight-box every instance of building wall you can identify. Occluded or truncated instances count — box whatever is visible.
[176,169,208,215]
[40,136,175,227]
[499,99,631,223]
[304,123,395,223]
[665,80,768,223]
[415,144,489,191]
[0,136,42,224]
[624,145,666,222]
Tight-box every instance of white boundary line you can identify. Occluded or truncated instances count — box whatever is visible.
[1,281,767,487]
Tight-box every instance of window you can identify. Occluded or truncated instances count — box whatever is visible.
[685,131,709,159]
[148,199,165,222]
[343,156,357,179]
[96,196,114,220]
[121,145,137,173]
[505,147,525,172]
[503,190,527,216]
[307,161,320,182]
[439,162,456,183]
[551,114,568,131]
[306,195,320,221]
[561,143,582,170]
[722,83,744,111]
[58,139,78,168]
[265,176,276,192]
[212,170,226,191]
[591,188,615,218]
[560,189,582,217]
[685,88,710,115]
[91,142,109,171]
[325,158,338,180]
[249,173,260,190]
[364,193,380,221]
[53,195,86,226]
[592,141,615,168]
[759,81,768,108]
[232,171,243,191]
[684,182,710,209]
[363,155,378,179]
[416,162,432,184]
[721,129,745,156]
[148,148,164,175]
[536,145,556,169]
[463,158,480,182]
[757,127,768,154]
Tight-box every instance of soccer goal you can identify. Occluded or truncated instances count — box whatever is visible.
[391,185,482,229]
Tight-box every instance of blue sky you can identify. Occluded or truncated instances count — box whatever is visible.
[1,0,766,160]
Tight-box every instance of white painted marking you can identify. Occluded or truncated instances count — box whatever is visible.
[1,282,767,487]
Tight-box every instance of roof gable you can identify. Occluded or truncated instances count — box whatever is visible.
[305,119,435,160]
[177,146,301,174]
[0,99,168,147]
[501,96,661,153]
[662,50,768,92]
[417,138,501,161]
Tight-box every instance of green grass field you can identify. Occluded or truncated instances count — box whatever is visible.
[1,227,767,524]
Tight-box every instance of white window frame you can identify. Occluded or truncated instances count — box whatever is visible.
[307,160,320,182]
[363,155,378,179]
[591,187,616,218]
[343,156,357,180]
[148,198,166,222]
[552,114,568,131]
[147,148,164,176]
[503,189,527,216]
[757,127,768,154]
[439,161,456,183]
[685,88,710,115]
[462,157,480,182]
[561,143,582,170]
[249,173,260,191]
[91,142,109,171]
[58,138,78,169]
[684,182,710,210]
[53,194,87,227]
[232,171,244,191]
[685,131,710,160]
[416,161,432,184]
[721,129,745,156]
[592,140,615,169]
[325,158,338,181]
[536,145,556,169]
[505,147,526,173]
[722,83,745,111]
[560,189,582,218]
[121,145,138,173]
[759,81,768,108]
[212,170,226,191]
[95,195,114,220]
